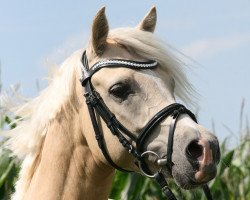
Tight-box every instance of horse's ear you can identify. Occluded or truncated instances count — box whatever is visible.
[137,7,157,33]
[91,7,109,56]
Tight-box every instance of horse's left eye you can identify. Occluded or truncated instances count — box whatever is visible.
[109,82,133,101]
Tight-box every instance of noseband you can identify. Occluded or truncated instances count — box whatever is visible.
[80,51,213,200]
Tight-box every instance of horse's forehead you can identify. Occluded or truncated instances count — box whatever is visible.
[89,42,146,66]
[90,42,153,87]
[92,68,136,88]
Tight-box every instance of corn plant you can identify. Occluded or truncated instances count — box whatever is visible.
[0,116,20,200]
[0,111,249,200]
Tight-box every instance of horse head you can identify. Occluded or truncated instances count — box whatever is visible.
[5,6,221,200]
[82,7,220,191]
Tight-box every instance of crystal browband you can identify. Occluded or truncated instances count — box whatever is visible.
[80,57,158,86]
[92,59,158,70]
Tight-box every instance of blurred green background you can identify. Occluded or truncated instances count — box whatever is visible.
[0,103,249,199]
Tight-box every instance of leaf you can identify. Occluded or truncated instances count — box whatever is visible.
[218,149,235,176]
[0,160,15,188]
[109,171,130,200]
[218,179,231,200]
[4,116,17,129]
[0,149,11,176]
[220,137,229,154]
[126,173,146,200]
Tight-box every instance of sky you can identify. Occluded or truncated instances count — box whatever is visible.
[0,0,250,145]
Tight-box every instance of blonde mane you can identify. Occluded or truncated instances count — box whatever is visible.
[2,27,195,199]
[3,50,83,158]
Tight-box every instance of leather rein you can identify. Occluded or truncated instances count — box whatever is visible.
[80,51,213,200]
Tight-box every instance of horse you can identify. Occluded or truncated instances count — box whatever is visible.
[4,7,220,200]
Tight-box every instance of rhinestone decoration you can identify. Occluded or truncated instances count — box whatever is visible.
[91,60,158,71]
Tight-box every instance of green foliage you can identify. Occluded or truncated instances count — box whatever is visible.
[109,137,250,200]
[0,112,250,200]
[0,148,19,200]
[0,116,20,200]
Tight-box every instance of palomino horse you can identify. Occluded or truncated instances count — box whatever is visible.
[5,7,220,200]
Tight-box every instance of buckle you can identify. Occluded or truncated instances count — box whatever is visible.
[84,92,99,105]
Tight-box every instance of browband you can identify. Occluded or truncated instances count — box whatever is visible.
[80,51,158,86]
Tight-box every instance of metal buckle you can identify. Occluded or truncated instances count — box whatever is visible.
[138,150,161,178]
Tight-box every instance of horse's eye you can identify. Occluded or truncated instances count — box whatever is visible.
[109,83,133,101]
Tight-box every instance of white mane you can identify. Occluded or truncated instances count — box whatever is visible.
[3,27,195,159]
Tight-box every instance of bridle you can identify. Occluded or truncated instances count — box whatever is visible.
[80,51,213,200]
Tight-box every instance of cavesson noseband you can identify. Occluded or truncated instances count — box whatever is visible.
[80,51,213,200]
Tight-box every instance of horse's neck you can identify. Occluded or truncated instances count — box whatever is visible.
[15,111,115,200]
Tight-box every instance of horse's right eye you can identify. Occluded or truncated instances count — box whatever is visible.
[109,82,133,101]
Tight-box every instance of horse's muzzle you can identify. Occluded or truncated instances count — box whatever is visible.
[186,138,220,183]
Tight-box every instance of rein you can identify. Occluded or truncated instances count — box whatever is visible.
[80,51,213,200]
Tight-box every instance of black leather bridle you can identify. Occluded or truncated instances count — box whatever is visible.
[80,51,213,200]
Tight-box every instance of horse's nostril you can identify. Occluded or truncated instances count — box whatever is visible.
[186,140,203,160]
